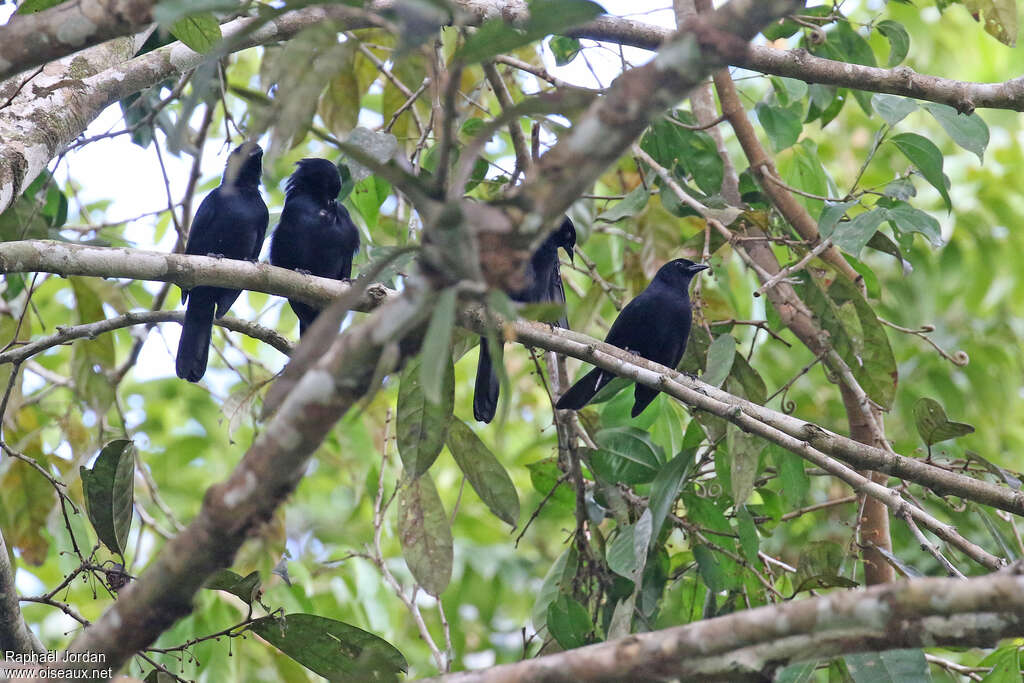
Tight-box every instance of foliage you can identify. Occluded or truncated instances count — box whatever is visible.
[2,0,1024,681]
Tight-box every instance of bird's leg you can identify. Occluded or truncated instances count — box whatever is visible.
[296,268,312,276]
[205,252,226,259]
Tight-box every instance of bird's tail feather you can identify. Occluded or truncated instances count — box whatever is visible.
[631,385,659,418]
[555,367,610,411]
[176,298,215,382]
[473,337,500,423]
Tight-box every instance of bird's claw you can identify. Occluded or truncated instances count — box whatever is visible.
[296,268,312,276]
[206,252,226,259]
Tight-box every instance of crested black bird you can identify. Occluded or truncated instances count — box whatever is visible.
[176,142,269,382]
[473,217,577,423]
[269,158,360,336]
[555,258,708,418]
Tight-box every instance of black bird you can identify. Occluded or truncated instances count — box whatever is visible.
[473,217,577,423]
[269,158,360,336]
[175,142,269,382]
[555,258,708,418]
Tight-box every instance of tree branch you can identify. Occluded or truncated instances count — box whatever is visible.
[0,0,157,84]
[0,526,45,655]
[432,571,1024,681]
[1,240,1020,521]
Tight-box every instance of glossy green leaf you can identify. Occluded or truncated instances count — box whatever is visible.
[591,427,664,485]
[457,0,604,63]
[548,35,582,65]
[204,570,261,605]
[445,418,520,527]
[845,649,929,683]
[169,13,222,54]
[532,545,578,630]
[596,185,649,223]
[349,175,392,230]
[397,472,453,596]
[881,200,942,246]
[397,355,454,478]
[828,207,886,256]
[640,115,724,196]
[526,458,575,509]
[727,422,762,506]
[889,133,952,211]
[546,595,592,649]
[771,445,809,508]
[921,101,990,162]
[871,94,917,127]
[420,288,457,404]
[647,449,694,549]
[876,20,910,66]
[80,439,134,557]
[702,334,736,388]
[913,397,975,447]
[756,102,802,152]
[251,613,406,681]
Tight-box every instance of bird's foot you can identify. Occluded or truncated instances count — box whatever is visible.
[206,252,226,259]
[296,268,312,276]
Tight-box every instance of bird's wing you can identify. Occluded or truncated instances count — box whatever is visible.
[183,188,220,257]
[549,265,569,329]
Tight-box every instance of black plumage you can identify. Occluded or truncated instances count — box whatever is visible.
[176,142,269,382]
[269,158,360,336]
[474,217,576,423]
[555,258,708,418]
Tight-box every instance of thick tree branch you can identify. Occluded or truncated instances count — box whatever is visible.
[0,527,45,655]
[2,241,1020,521]
[571,18,1024,113]
[0,0,156,83]
[433,571,1024,681]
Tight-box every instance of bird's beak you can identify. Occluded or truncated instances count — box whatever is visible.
[689,263,709,274]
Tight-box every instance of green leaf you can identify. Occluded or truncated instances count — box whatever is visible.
[546,595,592,649]
[875,20,910,67]
[883,177,916,201]
[420,288,457,404]
[348,175,391,230]
[456,0,605,63]
[169,13,222,54]
[735,506,760,565]
[80,439,134,557]
[796,272,898,410]
[881,200,942,246]
[445,419,520,527]
[641,115,724,196]
[532,545,578,630]
[320,49,361,138]
[204,570,261,605]
[526,458,575,509]
[591,427,664,485]
[397,356,454,478]
[888,133,952,212]
[548,35,582,65]
[774,661,819,683]
[980,645,1023,682]
[832,21,877,115]
[15,0,67,13]
[920,101,990,162]
[647,449,695,550]
[397,472,453,596]
[778,139,829,215]
[771,445,809,508]
[596,185,649,223]
[702,334,737,388]
[755,102,802,152]
[727,421,763,505]
[871,94,917,127]
[845,649,929,683]
[913,397,975,447]
[251,613,406,681]
[828,208,886,257]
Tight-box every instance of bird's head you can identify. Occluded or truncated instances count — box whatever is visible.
[555,217,577,262]
[223,141,264,188]
[654,258,709,289]
[286,158,343,201]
